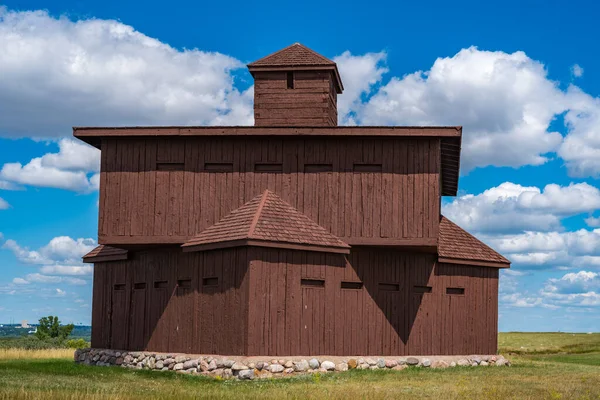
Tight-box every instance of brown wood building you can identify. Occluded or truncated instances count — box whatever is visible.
[79,43,510,356]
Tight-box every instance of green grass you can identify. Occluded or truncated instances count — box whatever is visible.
[498,332,600,354]
[0,333,599,400]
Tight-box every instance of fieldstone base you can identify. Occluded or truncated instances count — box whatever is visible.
[74,348,510,380]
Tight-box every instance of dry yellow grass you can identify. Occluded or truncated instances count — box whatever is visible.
[0,348,74,360]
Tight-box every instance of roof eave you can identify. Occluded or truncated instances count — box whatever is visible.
[438,256,511,269]
[182,238,350,254]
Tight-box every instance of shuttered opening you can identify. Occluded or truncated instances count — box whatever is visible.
[301,278,325,287]
[341,281,363,290]
[413,285,432,293]
[203,277,218,287]
[177,279,192,288]
[379,283,400,292]
[446,287,465,295]
[154,281,168,289]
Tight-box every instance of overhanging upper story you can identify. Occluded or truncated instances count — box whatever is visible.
[75,126,461,248]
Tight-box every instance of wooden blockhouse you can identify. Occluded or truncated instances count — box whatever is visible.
[78,43,510,356]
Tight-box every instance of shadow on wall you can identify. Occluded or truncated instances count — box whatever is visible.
[95,247,497,356]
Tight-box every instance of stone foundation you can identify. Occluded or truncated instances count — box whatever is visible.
[74,348,510,380]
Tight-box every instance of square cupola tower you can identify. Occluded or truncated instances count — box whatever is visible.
[248,43,344,127]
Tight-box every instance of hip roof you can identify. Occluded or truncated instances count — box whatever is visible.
[182,190,350,254]
[438,216,510,268]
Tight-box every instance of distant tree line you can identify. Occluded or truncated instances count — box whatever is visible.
[0,316,89,350]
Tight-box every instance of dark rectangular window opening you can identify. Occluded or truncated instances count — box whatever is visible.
[446,287,465,295]
[157,162,184,171]
[301,278,325,288]
[133,282,146,290]
[178,279,192,288]
[114,283,126,291]
[304,163,333,173]
[287,72,294,89]
[413,285,432,293]
[341,281,363,290]
[353,163,383,173]
[379,283,400,292]
[203,277,218,287]
[154,280,168,289]
[254,162,283,172]
[204,162,234,172]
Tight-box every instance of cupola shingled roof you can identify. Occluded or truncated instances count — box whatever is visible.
[248,43,336,67]
[247,43,344,93]
[182,190,351,254]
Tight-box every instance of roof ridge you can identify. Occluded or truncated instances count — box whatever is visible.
[248,190,270,237]
[248,43,335,67]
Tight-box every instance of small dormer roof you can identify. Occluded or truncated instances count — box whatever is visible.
[182,190,350,254]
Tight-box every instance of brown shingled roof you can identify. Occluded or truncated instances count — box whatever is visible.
[247,43,344,93]
[83,245,128,263]
[182,190,350,254]
[438,216,510,268]
[248,43,336,67]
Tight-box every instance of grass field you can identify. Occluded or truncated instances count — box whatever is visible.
[0,332,598,400]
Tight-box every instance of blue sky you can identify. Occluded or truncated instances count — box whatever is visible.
[0,0,599,331]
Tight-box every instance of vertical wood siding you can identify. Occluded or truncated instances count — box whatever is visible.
[246,248,499,356]
[91,247,498,356]
[99,137,440,245]
[90,248,250,354]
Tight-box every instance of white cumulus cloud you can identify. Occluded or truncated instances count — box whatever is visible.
[334,51,388,125]
[586,216,600,228]
[344,47,600,177]
[25,273,87,285]
[0,138,102,192]
[0,7,253,140]
[39,265,93,276]
[485,229,600,270]
[356,47,565,171]
[0,159,98,193]
[544,271,599,294]
[571,64,584,78]
[443,182,600,234]
[0,180,22,190]
[2,236,96,265]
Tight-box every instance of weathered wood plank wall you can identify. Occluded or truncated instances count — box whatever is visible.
[90,248,498,356]
[253,71,338,126]
[247,248,498,356]
[91,248,250,354]
[99,137,440,245]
